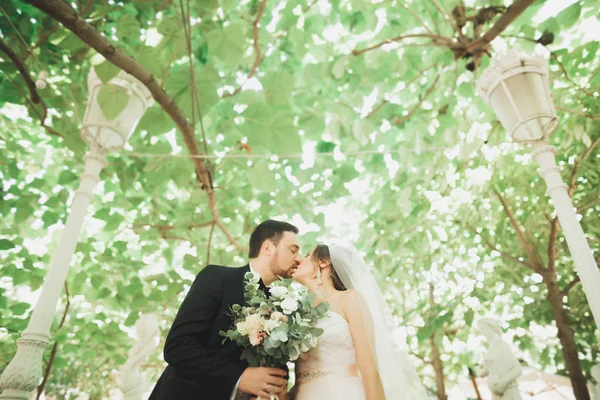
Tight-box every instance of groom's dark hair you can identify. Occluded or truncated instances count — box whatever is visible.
[249,220,299,258]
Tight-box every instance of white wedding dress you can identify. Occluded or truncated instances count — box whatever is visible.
[292,312,365,400]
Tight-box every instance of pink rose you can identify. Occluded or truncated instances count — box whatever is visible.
[249,329,263,346]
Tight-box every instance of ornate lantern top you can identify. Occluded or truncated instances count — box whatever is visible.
[477,48,558,144]
[82,67,153,152]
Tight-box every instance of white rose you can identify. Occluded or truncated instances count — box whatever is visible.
[280,298,299,315]
[264,319,281,334]
[269,286,288,298]
[236,321,249,335]
[245,313,265,331]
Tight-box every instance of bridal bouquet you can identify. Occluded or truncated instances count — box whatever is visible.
[220,272,329,368]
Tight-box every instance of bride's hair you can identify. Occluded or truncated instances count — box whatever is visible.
[312,245,347,291]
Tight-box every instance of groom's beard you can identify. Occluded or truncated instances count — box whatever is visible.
[269,249,289,278]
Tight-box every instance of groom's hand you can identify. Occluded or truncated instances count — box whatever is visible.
[239,367,287,398]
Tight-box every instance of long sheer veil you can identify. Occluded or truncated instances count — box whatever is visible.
[326,240,429,399]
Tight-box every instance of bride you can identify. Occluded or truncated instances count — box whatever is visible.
[290,241,428,400]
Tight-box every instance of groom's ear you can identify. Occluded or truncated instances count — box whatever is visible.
[261,240,273,256]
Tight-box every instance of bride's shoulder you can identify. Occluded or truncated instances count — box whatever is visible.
[339,289,361,306]
[339,290,368,323]
[341,288,362,298]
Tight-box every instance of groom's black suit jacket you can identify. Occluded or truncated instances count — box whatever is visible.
[149,264,251,400]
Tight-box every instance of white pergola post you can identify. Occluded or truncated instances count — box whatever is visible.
[477,49,600,332]
[531,143,600,323]
[0,68,152,400]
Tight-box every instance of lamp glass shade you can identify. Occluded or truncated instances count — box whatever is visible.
[82,68,152,152]
[488,70,557,142]
[477,49,558,144]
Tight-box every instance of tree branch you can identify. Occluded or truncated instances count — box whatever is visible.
[548,216,559,272]
[0,40,62,138]
[132,218,247,253]
[0,38,41,105]
[426,0,464,39]
[568,165,580,199]
[396,3,435,35]
[214,218,248,253]
[421,1,442,34]
[24,0,213,191]
[463,0,536,54]
[132,221,214,233]
[160,39,187,87]
[550,53,594,97]
[366,98,389,119]
[24,0,252,253]
[303,0,318,13]
[463,222,532,270]
[23,0,92,63]
[79,0,94,15]
[367,64,436,119]
[561,276,580,297]
[494,190,543,273]
[409,345,432,365]
[567,133,600,197]
[577,197,599,213]
[221,0,268,98]
[582,133,600,162]
[393,74,440,127]
[163,235,201,247]
[22,25,58,63]
[352,34,455,56]
[556,106,600,122]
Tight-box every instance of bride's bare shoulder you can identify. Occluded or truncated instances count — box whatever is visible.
[339,289,361,306]
[341,288,361,298]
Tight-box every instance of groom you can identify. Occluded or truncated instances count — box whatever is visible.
[149,220,302,400]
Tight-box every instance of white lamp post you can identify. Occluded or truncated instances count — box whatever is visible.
[477,48,600,331]
[0,68,152,400]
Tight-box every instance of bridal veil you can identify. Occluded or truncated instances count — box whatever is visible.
[327,240,429,399]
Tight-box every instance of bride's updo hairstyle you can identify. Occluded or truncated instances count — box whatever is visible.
[312,244,347,291]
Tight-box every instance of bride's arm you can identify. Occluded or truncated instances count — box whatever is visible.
[344,290,386,400]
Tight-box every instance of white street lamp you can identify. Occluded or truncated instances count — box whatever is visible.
[477,48,600,331]
[0,67,152,400]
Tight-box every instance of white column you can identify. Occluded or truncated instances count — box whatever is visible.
[0,145,108,400]
[531,142,600,330]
